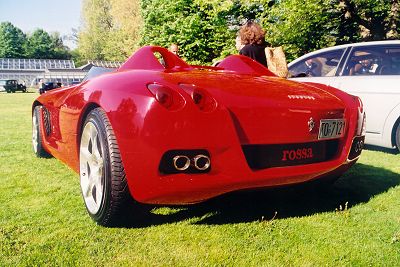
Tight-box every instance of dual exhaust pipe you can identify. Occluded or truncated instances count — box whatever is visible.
[173,154,211,171]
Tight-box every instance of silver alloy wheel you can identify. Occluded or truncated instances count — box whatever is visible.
[32,111,38,153]
[80,121,104,214]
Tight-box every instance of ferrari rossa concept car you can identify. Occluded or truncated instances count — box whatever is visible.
[32,46,366,226]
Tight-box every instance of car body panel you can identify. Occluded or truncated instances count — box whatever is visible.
[33,46,364,205]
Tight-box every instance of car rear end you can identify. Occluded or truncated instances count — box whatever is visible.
[105,70,365,205]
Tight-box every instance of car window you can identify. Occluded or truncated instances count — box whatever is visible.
[343,45,400,76]
[289,49,345,77]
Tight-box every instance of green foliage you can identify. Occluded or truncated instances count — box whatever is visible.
[26,29,71,59]
[77,0,399,63]
[0,22,27,58]
[259,0,400,61]
[69,49,85,67]
[79,0,113,60]
[78,0,142,61]
[141,0,240,64]
[262,0,336,61]
[0,22,71,59]
[339,0,399,40]
[49,32,71,59]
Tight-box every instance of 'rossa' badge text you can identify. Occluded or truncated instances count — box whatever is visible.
[282,148,313,161]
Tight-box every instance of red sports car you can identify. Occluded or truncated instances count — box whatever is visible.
[32,46,365,226]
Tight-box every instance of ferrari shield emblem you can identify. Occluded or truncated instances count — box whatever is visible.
[308,117,315,132]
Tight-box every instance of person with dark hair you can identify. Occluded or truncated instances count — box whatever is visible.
[238,21,268,67]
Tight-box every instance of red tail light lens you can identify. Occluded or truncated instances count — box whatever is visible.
[356,96,366,136]
[179,83,217,112]
[147,83,185,110]
[357,97,364,114]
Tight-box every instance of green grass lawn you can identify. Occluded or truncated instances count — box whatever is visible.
[1,92,399,266]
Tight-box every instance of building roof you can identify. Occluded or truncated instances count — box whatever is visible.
[0,58,75,70]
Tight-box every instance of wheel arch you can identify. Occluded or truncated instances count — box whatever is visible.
[383,102,400,148]
[76,102,101,148]
[32,100,42,115]
[391,116,400,148]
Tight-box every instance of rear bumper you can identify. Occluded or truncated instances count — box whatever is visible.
[123,135,363,205]
[134,159,356,205]
[111,98,363,205]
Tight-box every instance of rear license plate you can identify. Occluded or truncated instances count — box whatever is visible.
[318,119,345,140]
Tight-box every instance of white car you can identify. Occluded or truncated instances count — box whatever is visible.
[288,40,400,152]
[0,80,6,92]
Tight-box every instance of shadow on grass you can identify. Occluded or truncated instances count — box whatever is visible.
[120,163,400,228]
[364,144,398,155]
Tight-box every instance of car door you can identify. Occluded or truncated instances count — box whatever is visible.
[328,45,400,137]
[289,48,347,86]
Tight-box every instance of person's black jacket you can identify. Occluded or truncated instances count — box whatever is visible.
[239,44,268,67]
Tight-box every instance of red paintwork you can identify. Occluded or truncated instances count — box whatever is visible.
[33,46,364,205]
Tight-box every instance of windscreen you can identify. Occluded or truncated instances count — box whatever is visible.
[82,67,116,82]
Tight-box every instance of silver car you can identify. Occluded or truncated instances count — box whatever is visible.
[289,40,400,152]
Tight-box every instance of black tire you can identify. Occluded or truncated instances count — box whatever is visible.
[396,123,400,152]
[79,108,144,226]
[32,106,51,158]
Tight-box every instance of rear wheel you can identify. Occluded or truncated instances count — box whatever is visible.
[79,108,143,226]
[32,106,51,157]
[396,123,400,152]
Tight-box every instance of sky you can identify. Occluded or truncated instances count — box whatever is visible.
[0,0,82,49]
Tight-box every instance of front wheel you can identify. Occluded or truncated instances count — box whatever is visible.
[396,123,400,153]
[79,108,144,226]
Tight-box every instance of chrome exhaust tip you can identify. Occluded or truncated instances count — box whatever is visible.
[173,155,191,171]
[193,154,211,171]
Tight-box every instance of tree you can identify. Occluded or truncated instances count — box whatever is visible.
[262,0,337,61]
[141,0,240,64]
[0,22,71,59]
[78,0,113,60]
[26,29,54,59]
[49,32,71,59]
[259,0,400,61]
[0,22,27,58]
[102,0,142,61]
[78,0,268,63]
[339,0,400,40]
[78,0,399,63]
[78,0,142,61]
[25,29,71,59]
